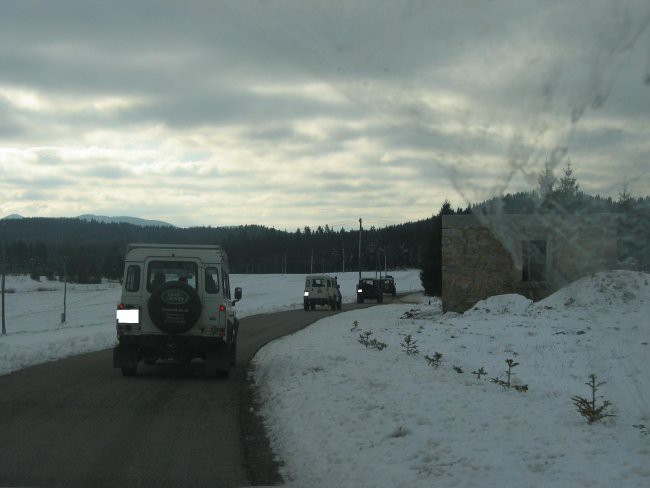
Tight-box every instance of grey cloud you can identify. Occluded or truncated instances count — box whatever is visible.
[119,90,349,129]
[80,164,135,179]
[14,188,64,201]
[3,173,72,189]
[2,0,649,227]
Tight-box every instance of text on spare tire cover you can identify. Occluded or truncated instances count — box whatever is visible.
[161,289,190,305]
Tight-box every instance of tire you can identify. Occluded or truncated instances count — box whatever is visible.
[121,366,137,376]
[216,347,231,377]
[337,299,342,310]
[357,297,364,304]
[230,339,237,366]
[205,345,230,378]
[310,302,316,311]
[378,296,383,303]
[304,301,309,311]
[148,281,202,334]
[229,326,238,366]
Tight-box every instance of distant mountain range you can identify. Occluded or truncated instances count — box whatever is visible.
[77,214,174,227]
[2,214,174,227]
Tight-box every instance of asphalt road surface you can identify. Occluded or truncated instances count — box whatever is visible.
[0,298,393,488]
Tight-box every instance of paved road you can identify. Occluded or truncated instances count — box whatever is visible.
[0,299,388,487]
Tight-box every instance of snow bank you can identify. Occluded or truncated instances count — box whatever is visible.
[536,269,649,311]
[468,293,533,316]
[253,270,650,487]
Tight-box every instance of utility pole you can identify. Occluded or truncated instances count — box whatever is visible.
[61,256,67,324]
[358,218,362,280]
[1,235,6,336]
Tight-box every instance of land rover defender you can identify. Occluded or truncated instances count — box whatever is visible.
[113,243,242,377]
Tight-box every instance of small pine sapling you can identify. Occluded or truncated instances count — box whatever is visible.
[572,374,614,423]
[358,331,373,347]
[400,334,419,356]
[425,352,443,368]
[357,330,387,351]
[505,358,519,387]
[351,320,359,332]
[452,365,464,374]
[472,367,487,380]
[368,338,387,351]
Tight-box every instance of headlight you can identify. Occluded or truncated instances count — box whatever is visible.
[357,289,363,293]
[304,291,309,297]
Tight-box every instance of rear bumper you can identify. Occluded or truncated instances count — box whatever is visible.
[357,292,380,299]
[113,334,227,367]
[304,297,337,305]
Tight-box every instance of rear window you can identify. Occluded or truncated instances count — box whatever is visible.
[124,265,140,292]
[311,278,325,287]
[147,261,198,291]
[205,267,220,294]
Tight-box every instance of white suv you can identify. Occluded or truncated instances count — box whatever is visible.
[303,274,342,311]
[113,243,242,377]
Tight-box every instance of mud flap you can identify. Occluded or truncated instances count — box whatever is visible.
[205,346,230,377]
[113,344,138,369]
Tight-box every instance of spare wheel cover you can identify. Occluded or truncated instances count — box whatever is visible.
[148,281,202,333]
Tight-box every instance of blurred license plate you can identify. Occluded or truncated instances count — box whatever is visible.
[117,309,140,324]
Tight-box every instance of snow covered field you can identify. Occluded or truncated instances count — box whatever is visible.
[2,269,648,487]
[252,270,650,487]
[0,269,421,375]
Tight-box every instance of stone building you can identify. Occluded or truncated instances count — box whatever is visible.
[441,213,619,312]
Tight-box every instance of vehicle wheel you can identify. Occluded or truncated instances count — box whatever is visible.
[357,297,364,304]
[392,291,396,297]
[310,302,316,311]
[206,346,230,378]
[338,299,342,310]
[148,281,202,334]
[230,339,237,366]
[216,353,230,378]
[121,366,137,376]
[378,296,383,303]
[304,302,309,311]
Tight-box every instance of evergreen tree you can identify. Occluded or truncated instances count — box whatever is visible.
[617,180,634,212]
[558,161,579,196]
[537,161,556,199]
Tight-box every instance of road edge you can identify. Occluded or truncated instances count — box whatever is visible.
[239,362,284,486]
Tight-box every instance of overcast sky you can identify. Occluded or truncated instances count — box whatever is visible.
[1,0,649,229]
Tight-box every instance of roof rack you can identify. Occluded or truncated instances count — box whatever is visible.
[125,243,227,264]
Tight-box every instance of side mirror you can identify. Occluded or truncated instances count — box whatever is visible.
[234,287,243,301]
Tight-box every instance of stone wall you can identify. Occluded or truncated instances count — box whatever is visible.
[442,214,619,313]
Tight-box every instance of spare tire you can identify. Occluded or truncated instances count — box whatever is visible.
[148,281,202,334]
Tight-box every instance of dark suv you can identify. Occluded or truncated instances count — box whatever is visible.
[380,275,396,296]
[356,278,383,303]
